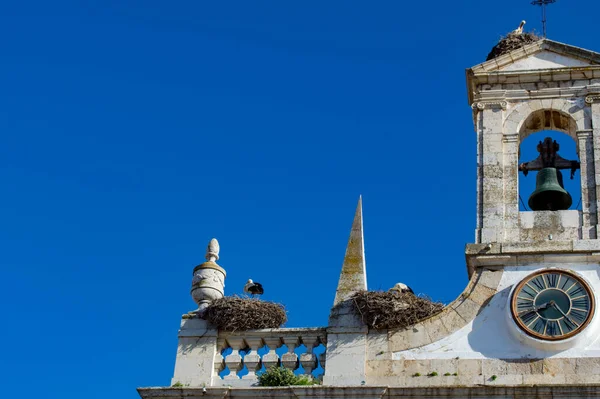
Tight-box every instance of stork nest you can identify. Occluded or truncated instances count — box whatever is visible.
[351,291,444,330]
[486,32,541,61]
[205,296,287,331]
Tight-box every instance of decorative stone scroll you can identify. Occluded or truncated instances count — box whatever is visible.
[585,94,600,105]
[472,101,508,111]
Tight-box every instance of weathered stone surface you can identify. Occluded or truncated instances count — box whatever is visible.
[365,360,393,376]
[330,197,366,309]
[138,385,600,399]
[172,319,218,387]
[543,358,577,375]
[422,317,450,343]
[457,359,482,376]
[452,297,481,321]
[482,358,509,376]
[575,357,600,374]
[396,359,431,376]
[467,284,496,307]
[502,240,573,253]
[484,374,524,385]
[387,325,431,352]
[438,308,468,333]
[477,269,503,290]
[523,374,568,384]
[504,359,543,375]
[323,332,367,386]
[366,332,390,361]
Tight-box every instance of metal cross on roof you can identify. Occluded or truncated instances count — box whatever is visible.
[531,0,556,38]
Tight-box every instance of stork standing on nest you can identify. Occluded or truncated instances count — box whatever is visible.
[389,282,414,295]
[511,20,526,35]
[244,279,264,297]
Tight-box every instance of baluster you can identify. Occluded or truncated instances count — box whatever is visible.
[262,337,281,370]
[299,336,319,377]
[214,338,227,379]
[223,337,244,380]
[242,337,263,380]
[281,336,299,371]
[319,352,326,372]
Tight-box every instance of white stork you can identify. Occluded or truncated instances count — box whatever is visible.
[511,20,526,35]
[389,282,415,295]
[244,279,264,296]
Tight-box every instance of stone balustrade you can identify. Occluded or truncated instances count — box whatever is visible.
[213,328,327,387]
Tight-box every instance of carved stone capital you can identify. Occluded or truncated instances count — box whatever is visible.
[503,133,519,144]
[585,94,600,105]
[577,129,593,140]
[472,101,508,111]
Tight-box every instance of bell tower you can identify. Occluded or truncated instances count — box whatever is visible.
[467,39,600,246]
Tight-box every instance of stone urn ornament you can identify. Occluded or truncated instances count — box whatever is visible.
[185,238,226,318]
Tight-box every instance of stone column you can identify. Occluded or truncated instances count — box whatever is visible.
[503,134,520,242]
[299,336,319,377]
[223,337,244,381]
[171,318,218,387]
[242,337,263,381]
[577,130,597,239]
[590,99,600,239]
[261,337,281,370]
[281,337,299,371]
[476,103,506,243]
[475,109,484,243]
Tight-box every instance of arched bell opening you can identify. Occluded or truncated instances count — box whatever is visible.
[511,107,588,242]
[518,130,581,212]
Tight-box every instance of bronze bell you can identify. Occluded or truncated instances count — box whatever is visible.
[528,167,572,211]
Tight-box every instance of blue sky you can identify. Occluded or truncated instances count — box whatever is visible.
[1,1,599,398]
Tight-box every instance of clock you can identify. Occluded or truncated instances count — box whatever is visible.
[511,270,595,341]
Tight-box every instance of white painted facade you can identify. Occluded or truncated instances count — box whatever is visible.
[394,264,600,360]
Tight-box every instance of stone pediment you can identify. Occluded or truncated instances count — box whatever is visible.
[470,39,600,74]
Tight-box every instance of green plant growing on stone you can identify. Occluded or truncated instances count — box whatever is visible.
[257,367,314,387]
[490,375,497,381]
[452,372,458,376]
[412,372,421,377]
[172,381,183,387]
[428,371,438,377]
[444,372,451,376]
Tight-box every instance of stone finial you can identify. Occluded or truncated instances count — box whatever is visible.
[206,238,220,262]
[332,196,367,307]
[184,238,226,319]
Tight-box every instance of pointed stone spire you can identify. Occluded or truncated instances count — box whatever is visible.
[325,197,369,385]
[332,196,367,306]
[328,197,368,329]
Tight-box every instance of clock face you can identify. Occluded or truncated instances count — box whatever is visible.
[511,270,594,341]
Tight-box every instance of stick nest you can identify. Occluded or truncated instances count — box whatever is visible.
[486,32,541,61]
[205,296,287,331]
[351,291,444,330]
